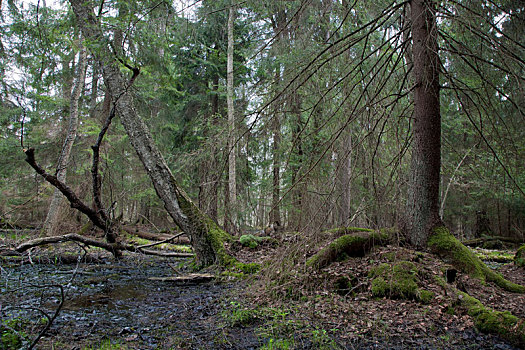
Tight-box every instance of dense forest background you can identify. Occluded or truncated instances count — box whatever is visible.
[0,0,523,240]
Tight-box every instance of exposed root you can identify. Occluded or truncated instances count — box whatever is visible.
[456,291,525,347]
[428,226,525,293]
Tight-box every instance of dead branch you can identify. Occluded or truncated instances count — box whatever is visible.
[137,232,185,249]
[24,148,108,232]
[14,233,193,257]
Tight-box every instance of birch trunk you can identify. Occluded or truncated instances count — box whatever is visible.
[225,5,237,233]
[42,46,87,236]
[69,0,230,266]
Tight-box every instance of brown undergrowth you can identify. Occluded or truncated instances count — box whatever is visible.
[233,228,525,348]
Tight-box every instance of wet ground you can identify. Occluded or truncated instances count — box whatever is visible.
[1,253,522,349]
[1,256,260,349]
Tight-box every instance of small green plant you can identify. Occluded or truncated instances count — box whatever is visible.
[222,301,258,326]
[82,338,128,350]
[311,327,340,349]
[1,317,28,350]
[259,337,294,350]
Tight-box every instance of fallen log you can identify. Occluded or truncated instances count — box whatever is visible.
[122,225,191,244]
[462,236,524,247]
[14,233,193,258]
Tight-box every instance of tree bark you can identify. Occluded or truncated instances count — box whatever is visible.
[225,4,237,234]
[405,0,441,247]
[69,0,230,267]
[43,46,87,236]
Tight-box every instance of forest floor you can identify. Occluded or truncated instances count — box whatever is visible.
[1,229,524,349]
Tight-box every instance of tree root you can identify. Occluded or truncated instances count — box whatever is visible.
[456,291,525,347]
[11,233,193,258]
[429,226,525,293]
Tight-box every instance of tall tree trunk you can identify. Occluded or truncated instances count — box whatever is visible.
[405,0,441,247]
[199,72,220,222]
[225,4,237,234]
[337,132,352,226]
[69,0,229,266]
[42,45,87,236]
[270,109,281,225]
[268,9,287,226]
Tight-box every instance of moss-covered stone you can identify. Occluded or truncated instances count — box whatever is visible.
[369,261,433,304]
[428,227,525,293]
[307,230,389,269]
[458,291,525,347]
[515,244,525,267]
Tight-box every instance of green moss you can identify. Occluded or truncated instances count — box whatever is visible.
[369,261,433,303]
[458,292,525,347]
[307,231,388,269]
[428,227,525,293]
[239,234,261,248]
[516,244,525,267]
[235,262,260,274]
[418,289,434,304]
[173,186,236,268]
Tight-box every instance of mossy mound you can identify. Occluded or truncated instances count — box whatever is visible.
[516,244,525,267]
[307,230,389,269]
[368,261,433,303]
[458,292,525,347]
[239,235,276,249]
[428,227,525,293]
[240,234,261,249]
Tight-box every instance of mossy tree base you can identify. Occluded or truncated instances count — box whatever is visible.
[306,228,390,269]
[428,226,525,293]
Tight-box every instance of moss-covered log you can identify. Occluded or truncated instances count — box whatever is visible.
[457,291,525,347]
[428,227,525,293]
[307,228,390,269]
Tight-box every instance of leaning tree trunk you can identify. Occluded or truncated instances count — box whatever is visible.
[405,0,441,248]
[43,45,87,236]
[69,0,230,267]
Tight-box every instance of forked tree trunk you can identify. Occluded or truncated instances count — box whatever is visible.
[69,0,229,266]
[43,46,87,236]
[405,0,441,247]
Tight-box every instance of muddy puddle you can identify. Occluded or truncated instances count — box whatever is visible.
[1,256,260,349]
